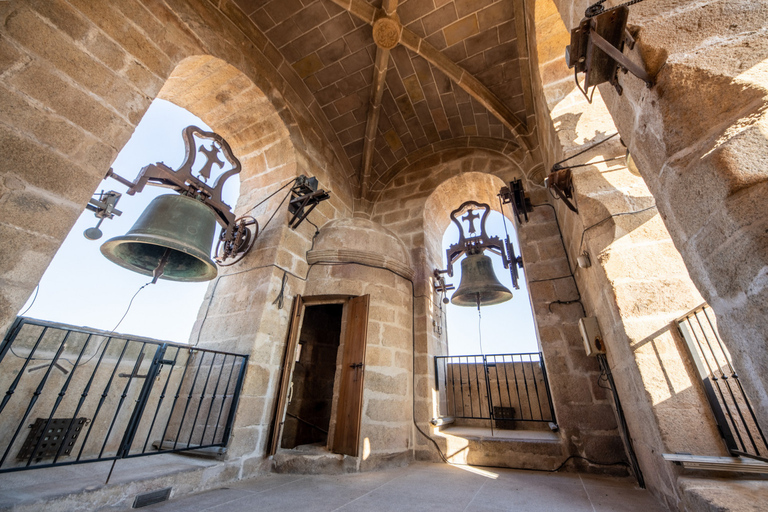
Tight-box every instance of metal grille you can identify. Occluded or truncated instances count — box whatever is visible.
[677,304,767,459]
[0,317,248,473]
[434,353,557,427]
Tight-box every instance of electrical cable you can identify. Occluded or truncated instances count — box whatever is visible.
[529,203,587,317]
[578,205,657,255]
[597,354,645,488]
[243,177,297,216]
[259,183,297,235]
[18,285,39,318]
[552,133,619,170]
[562,156,625,170]
[272,271,288,310]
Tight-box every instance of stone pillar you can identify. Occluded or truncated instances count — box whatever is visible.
[303,217,415,470]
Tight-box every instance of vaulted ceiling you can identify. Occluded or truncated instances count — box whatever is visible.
[233,0,537,202]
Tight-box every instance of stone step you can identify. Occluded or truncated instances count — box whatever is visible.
[271,444,357,474]
[435,426,566,470]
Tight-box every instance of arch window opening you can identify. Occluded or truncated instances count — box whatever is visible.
[16,99,240,344]
[441,209,538,356]
[436,207,557,431]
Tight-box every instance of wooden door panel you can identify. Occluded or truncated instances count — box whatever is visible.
[332,295,370,456]
[267,295,304,456]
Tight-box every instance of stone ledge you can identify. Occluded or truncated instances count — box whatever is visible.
[307,249,415,281]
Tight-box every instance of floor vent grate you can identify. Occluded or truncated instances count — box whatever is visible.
[133,488,172,508]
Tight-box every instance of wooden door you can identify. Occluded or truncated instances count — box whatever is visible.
[267,295,304,456]
[331,295,370,456]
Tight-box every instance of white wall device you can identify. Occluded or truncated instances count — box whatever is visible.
[579,316,605,356]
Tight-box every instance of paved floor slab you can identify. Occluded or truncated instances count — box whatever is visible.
[143,462,667,512]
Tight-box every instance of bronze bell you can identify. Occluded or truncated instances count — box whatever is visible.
[100,194,218,282]
[451,252,513,307]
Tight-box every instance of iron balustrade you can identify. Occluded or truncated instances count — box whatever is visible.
[434,353,557,428]
[0,317,248,473]
[677,304,768,460]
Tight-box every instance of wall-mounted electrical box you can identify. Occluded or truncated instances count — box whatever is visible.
[579,316,605,356]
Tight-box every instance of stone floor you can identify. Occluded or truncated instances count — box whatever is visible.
[143,462,665,512]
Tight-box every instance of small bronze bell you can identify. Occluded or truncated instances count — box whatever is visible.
[100,194,218,282]
[451,252,513,307]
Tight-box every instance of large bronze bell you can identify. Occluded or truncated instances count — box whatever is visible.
[451,252,513,307]
[100,194,218,282]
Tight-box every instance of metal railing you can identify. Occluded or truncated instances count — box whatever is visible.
[434,353,557,428]
[0,317,248,473]
[677,304,767,459]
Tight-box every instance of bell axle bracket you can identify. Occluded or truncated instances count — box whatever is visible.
[439,201,522,291]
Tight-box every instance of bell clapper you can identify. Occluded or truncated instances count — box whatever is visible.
[151,248,172,284]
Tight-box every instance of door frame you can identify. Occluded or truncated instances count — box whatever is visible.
[267,294,366,456]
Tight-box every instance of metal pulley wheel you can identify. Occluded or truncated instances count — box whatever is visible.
[215,215,258,266]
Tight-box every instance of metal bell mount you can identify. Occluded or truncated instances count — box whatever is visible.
[434,200,524,308]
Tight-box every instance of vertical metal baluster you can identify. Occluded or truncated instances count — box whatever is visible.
[159,348,194,450]
[467,356,487,418]
[686,315,745,451]
[0,318,28,367]
[219,355,248,445]
[200,354,228,447]
[694,311,757,453]
[520,354,533,420]
[458,357,466,418]
[186,353,217,448]
[450,357,458,417]
[492,355,503,420]
[0,329,70,467]
[433,356,440,417]
[529,354,545,421]
[703,307,768,453]
[99,342,147,458]
[481,355,494,431]
[211,357,238,445]
[500,355,514,420]
[143,347,180,453]
[173,350,206,450]
[26,333,93,467]
[510,354,522,420]
[539,353,557,423]
[0,326,49,417]
[78,338,130,461]
[467,357,476,418]
[57,336,113,463]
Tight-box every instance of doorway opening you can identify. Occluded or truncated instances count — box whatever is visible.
[270,295,370,458]
[280,304,343,450]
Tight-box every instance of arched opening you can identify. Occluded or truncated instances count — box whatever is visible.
[440,209,538,356]
[16,98,237,343]
[0,53,326,476]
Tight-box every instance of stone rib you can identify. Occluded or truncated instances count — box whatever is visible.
[328,0,533,153]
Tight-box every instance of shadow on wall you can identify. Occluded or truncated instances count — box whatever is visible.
[551,106,657,257]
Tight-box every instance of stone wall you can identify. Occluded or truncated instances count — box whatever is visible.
[541,0,768,439]
[528,0,767,507]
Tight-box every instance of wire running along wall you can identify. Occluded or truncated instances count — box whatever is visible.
[0,317,247,473]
